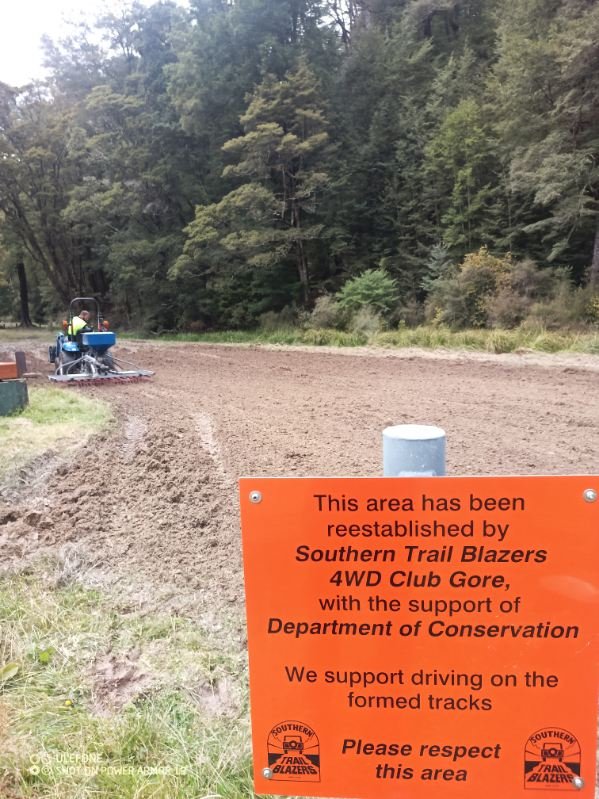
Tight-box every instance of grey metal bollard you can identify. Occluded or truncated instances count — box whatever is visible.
[383,424,446,477]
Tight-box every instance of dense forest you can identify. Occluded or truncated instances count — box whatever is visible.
[0,0,598,332]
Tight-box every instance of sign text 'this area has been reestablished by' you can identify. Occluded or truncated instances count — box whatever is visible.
[240,476,599,799]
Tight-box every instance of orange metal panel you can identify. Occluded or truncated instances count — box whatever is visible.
[240,476,599,799]
[0,363,18,380]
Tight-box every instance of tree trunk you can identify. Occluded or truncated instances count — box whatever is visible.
[292,198,310,304]
[590,217,599,289]
[16,260,33,327]
[297,238,310,305]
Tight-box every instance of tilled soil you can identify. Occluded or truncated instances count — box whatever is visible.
[1,340,598,627]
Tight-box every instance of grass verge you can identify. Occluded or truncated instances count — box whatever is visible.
[2,323,598,354]
[0,564,252,799]
[122,325,599,354]
[0,388,113,479]
[372,326,599,353]
[0,328,51,343]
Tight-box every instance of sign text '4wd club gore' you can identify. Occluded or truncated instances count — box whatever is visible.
[239,476,599,799]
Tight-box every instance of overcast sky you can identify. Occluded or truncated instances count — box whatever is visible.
[0,0,187,87]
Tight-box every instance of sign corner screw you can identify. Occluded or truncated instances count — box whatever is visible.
[250,490,262,504]
[572,776,584,790]
[262,767,272,779]
[583,488,597,503]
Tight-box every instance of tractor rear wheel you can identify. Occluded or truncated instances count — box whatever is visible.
[58,350,79,375]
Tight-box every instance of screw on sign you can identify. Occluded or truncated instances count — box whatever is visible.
[240,475,599,799]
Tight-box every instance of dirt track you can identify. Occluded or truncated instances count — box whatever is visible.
[1,340,598,629]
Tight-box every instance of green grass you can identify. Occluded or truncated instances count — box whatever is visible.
[123,324,599,354]
[2,322,598,354]
[0,388,113,478]
[0,327,51,342]
[122,327,368,346]
[0,567,253,799]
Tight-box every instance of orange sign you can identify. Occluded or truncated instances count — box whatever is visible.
[239,476,599,799]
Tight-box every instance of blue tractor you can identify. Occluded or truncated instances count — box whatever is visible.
[49,297,153,383]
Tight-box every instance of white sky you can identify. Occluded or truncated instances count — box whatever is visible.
[0,0,187,87]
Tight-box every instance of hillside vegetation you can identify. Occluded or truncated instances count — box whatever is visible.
[0,0,598,334]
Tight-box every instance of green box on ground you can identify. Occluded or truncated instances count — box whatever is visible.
[0,379,29,416]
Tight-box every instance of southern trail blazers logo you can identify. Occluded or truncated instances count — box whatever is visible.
[267,720,321,782]
[524,728,581,790]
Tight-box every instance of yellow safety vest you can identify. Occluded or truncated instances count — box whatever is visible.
[68,316,89,335]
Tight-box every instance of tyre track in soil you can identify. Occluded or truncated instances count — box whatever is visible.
[1,341,598,627]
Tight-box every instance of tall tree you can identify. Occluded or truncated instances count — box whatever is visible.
[492,0,599,281]
[58,2,204,324]
[425,98,500,251]
[0,83,89,304]
[174,58,331,305]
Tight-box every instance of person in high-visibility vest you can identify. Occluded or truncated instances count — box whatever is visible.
[68,310,92,336]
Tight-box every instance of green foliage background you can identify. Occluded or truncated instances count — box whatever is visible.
[0,0,598,330]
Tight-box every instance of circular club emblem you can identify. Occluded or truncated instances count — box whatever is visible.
[524,728,581,790]
[267,720,320,782]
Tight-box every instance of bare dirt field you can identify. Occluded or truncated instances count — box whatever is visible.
[1,339,598,634]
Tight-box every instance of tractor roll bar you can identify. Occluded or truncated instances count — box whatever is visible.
[68,297,103,331]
